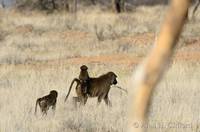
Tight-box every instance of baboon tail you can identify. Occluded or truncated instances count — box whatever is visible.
[114,86,128,94]
[65,78,80,102]
[35,99,39,115]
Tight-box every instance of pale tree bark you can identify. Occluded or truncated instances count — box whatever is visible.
[73,0,77,13]
[128,0,191,132]
[66,0,77,13]
[91,0,96,5]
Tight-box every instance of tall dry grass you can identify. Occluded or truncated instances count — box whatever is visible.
[0,5,199,132]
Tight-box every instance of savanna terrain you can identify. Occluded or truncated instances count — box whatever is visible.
[0,5,200,132]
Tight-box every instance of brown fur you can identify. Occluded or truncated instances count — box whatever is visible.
[65,65,90,105]
[35,90,58,115]
[79,65,90,94]
[65,71,118,106]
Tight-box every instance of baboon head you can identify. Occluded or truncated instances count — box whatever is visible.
[79,65,89,81]
[107,72,118,85]
[50,90,58,98]
[80,65,88,71]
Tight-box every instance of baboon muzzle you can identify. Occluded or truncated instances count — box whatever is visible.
[113,79,117,85]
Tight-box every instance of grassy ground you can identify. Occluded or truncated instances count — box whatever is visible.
[0,5,200,132]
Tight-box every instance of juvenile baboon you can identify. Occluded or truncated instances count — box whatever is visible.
[65,71,121,106]
[35,90,58,115]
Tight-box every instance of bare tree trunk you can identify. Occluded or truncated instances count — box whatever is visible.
[128,0,191,132]
[73,0,77,13]
[63,0,69,11]
[112,0,125,13]
[51,0,56,10]
[121,0,125,12]
[91,0,96,5]
[39,0,47,10]
[1,0,5,8]
[112,0,119,13]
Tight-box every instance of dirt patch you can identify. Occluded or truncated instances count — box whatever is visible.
[184,38,200,50]
[68,54,141,66]
[119,32,155,46]
[41,30,91,41]
[175,51,200,61]
[15,24,34,34]
[61,31,90,40]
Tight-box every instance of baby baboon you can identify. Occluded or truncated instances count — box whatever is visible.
[79,65,90,94]
[64,65,90,104]
[35,90,58,115]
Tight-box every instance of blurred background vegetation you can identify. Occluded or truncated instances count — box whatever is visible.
[1,0,169,11]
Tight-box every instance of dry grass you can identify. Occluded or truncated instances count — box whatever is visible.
[0,5,199,132]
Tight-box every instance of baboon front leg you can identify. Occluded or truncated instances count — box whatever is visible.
[82,96,88,105]
[104,95,112,107]
[97,95,104,105]
[52,105,56,115]
[41,108,47,116]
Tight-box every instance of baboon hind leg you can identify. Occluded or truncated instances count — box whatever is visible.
[41,108,47,115]
[52,105,56,115]
[72,96,87,108]
[72,97,80,108]
[82,96,88,105]
[97,95,104,105]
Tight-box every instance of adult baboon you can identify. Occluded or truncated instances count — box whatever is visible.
[35,90,58,115]
[87,72,118,106]
[65,71,120,106]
